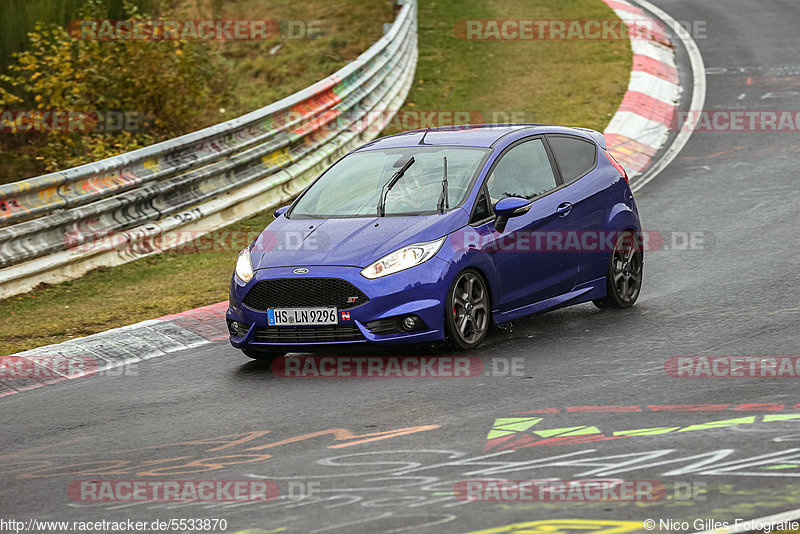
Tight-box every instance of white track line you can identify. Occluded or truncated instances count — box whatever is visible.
[629,0,707,193]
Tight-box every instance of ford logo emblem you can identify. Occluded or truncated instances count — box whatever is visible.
[293,268,310,274]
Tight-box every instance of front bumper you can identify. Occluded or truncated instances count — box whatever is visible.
[226,258,452,351]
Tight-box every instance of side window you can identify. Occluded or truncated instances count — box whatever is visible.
[487,138,557,202]
[471,189,491,223]
[548,136,597,182]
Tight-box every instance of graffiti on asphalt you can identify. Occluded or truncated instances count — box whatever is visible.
[0,425,440,479]
[63,446,800,518]
[486,404,800,452]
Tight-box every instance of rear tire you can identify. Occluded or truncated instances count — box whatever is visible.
[242,349,284,362]
[593,230,643,309]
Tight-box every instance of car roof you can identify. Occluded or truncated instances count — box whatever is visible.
[353,123,605,151]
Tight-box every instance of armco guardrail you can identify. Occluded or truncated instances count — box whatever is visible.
[0,0,417,299]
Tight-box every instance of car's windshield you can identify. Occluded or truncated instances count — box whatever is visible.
[290,146,489,218]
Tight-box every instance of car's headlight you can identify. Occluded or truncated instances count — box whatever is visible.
[235,248,254,283]
[361,237,445,279]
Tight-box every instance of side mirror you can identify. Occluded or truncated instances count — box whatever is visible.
[273,205,290,218]
[493,197,532,232]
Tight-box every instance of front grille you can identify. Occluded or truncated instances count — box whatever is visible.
[242,278,369,311]
[253,325,364,343]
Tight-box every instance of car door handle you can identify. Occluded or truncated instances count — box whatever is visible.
[556,202,573,217]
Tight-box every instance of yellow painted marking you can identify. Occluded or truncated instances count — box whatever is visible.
[262,148,291,168]
[614,427,681,436]
[677,416,756,432]
[534,426,602,438]
[763,414,800,422]
[493,418,542,431]
[37,185,59,201]
[461,519,643,534]
[763,464,799,470]
[487,418,542,439]
[142,157,161,172]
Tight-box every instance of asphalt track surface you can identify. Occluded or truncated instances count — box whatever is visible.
[3,1,800,533]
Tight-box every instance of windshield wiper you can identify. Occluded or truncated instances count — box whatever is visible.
[377,157,415,217]
[436,156,449,213]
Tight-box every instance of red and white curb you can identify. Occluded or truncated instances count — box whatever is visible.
[601,0,681,178]
[0,301,228,397]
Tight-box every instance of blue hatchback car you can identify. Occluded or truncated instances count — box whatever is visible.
[227,124,643,360]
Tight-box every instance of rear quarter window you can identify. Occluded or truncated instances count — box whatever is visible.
[548,135,598,183]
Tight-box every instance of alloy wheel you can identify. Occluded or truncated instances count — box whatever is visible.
[450,271,489,346]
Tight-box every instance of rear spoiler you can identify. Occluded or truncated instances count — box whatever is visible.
[573,127,607,150]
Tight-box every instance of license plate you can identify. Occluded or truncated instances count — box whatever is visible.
[267,307,338,326]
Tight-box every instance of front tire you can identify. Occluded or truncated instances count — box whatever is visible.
[242,349,284,363]
[445,269,491,350]
[593,230,643,309]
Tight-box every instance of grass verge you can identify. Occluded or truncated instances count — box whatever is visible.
[174,0,397,124]
[0,0,632,355]
[0,0,394,183]
[387,0,631,133]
